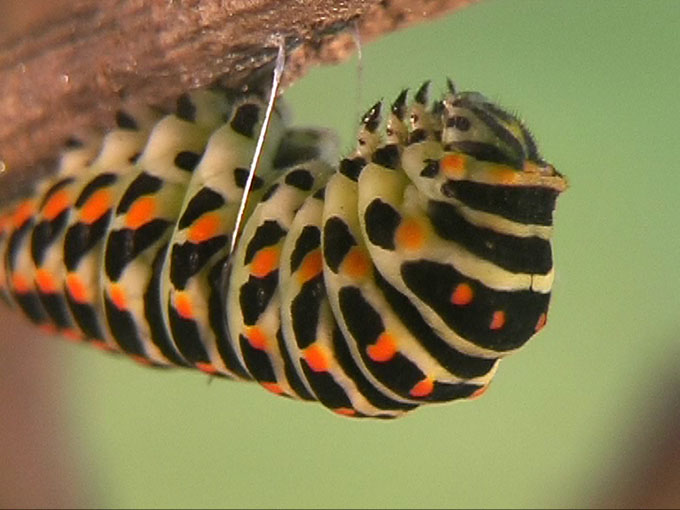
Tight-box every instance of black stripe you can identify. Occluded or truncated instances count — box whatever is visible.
[208,258,251,379]
[428,200,553,275]
[117,173,163,214]
[64,212,112,271]
[169,236,228,289]
[290,225,320,273]
[243,221,286,265]
[146,245,188,366]
[401,260,551,352]
[373,270,496,379]
[322,217,355,273]
[75,173,117,208]
[238,271,278,326]
[441,180,559,226]
[104,219,171,280]
[363,199,401,251]
[277,329,316,400]
[330,324,417,413]
[30,210,69,265]
[38,177,74,211]
[230,103,260,138]
[178,187,225,229]
[291,276,324,349]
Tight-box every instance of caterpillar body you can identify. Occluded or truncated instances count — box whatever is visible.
[0,80,567,418]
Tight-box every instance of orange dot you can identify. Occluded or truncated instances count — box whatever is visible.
[450,283,474,306]
[42,189,71,221]
[12,200,35,228]
[11,273,30,294]
[250,246,279,278]
[187,212,220,243]
[366,332,397,362]
[245,326,267,350]
[66,273,89,303]
[261,382,284,394]
[490,310,506,330]
[196,362,218,374]
[298,250,323,283]
[62,328,83,341]
[334,407,357,417]
[91,340,114,352]
[131,354,152,366]
[410,377,434,398]
[35,268,57,294]
[174,291,194,319]
[440,153,466,179]
[469,385,489,400]
[125,196,156,229]
[39,323,58,335]
[342,247,370,280]
[535,312,547,332]
[395,218,425,251]
[304,343,329,372]
[109,283,127,310]
[80,188,112,224]
[492,167,519,185]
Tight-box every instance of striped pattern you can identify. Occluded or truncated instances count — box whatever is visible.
[0,80,567,418]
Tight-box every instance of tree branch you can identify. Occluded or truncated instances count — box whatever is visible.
[0,0,474,185]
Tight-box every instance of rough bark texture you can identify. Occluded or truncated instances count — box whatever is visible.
[0,0,474,193]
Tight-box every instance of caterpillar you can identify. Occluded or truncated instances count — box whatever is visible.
[0,78,567,419]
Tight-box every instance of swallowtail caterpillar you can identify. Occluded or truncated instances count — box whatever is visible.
[0,47,567,418]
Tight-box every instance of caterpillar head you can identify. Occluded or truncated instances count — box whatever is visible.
[394,81,567,227]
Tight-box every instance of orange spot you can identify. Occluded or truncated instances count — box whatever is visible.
[298,250,323,283]
[196,362,218,374]
[125,196,156,229]
[11,273,30,293]
[535,312,547,332]
[366,332,397,362]
[132,354,152,366]
[109,283,126,310]
[469,385,489,400]
[304,343,329,372]
[12,200,34,228]
[492,168,519,185]
[342,247,370,280]
[42,189,71,221]
[251,246,280,278]
[395,218,425,251]
[261,382,284,394]
[187,212,220,243]
[80,188,111,224]
[35,268,57,294]
[62,328,82,341]
[490,310,506,330]
[39,323,58,335]
[440,154,466,179]
[450,282,474,306]
[91,340,114,352]
[334,407,357,417]
[66,273,89,303]
[410,377,434,398]
[246,326,267,350]
[174,291,194,319]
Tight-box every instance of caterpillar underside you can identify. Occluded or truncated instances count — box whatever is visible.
[0,80,567,418]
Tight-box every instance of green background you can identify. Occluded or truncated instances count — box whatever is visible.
[16,0,680,507]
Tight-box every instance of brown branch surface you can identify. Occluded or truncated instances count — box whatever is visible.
[0,0,474,186]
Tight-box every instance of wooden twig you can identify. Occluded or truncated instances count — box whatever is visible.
[0,0,474,187]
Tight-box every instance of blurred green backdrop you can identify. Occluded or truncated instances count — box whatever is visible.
[12,0,680,507]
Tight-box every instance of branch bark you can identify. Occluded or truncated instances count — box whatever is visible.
[0,0,474,185]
